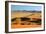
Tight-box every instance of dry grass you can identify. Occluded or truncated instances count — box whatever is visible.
[11,12,41,29]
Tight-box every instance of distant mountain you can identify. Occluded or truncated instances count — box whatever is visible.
[11,10,41,13]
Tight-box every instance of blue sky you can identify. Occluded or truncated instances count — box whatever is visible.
[11,5,42,11]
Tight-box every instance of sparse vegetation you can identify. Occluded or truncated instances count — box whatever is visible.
[11,11,41,28]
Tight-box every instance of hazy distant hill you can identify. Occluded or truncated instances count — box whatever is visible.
[11,10,41,13]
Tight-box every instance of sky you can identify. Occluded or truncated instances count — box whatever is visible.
[11,5,42,11]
